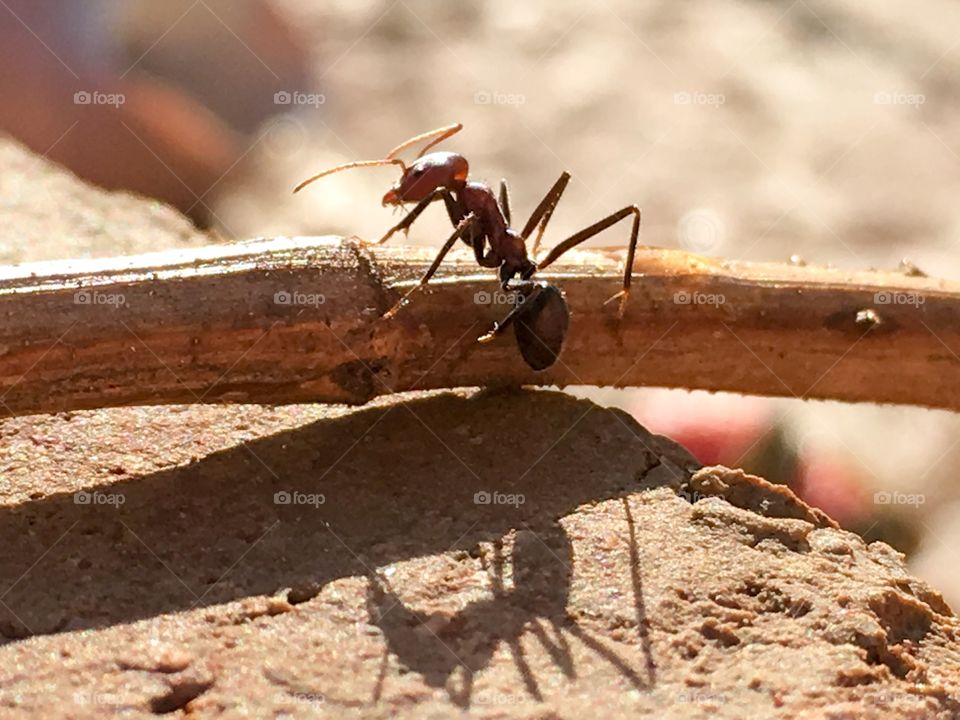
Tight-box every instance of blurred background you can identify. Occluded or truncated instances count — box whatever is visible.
[2,0,960,603]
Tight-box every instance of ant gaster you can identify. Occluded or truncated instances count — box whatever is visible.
[294,123,641,371]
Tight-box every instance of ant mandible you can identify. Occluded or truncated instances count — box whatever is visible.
[294,123,641,371]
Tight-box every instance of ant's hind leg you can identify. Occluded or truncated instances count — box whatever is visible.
[522,171,571,255]
[374,188,462,245]
[498,179,512,225]
[536,205,641,318]
[383,213,479,319]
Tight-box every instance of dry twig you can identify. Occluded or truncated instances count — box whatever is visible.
[0,236,956,416]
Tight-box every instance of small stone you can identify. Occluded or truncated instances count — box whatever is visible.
[155,648,192,673]
[267,596,294,615]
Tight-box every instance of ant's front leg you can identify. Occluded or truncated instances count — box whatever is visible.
[383,213,479,319]
[374,187,463,245]
[537,205,641,318]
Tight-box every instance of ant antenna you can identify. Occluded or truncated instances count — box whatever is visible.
[386,122,463,160]
[293,158,407,194]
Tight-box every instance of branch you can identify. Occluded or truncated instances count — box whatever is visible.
[0,236,957,416]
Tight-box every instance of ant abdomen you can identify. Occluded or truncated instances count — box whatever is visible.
[514,284,569,371]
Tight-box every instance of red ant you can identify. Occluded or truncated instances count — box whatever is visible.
[294,123,641,371]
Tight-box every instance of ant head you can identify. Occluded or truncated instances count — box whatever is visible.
[381,152,469,206]
[513,284,569,371]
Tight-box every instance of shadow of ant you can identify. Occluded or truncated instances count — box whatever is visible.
[365,500,654,708]
[0,388,684,710]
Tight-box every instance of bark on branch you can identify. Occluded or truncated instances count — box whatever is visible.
[0,236,956,416]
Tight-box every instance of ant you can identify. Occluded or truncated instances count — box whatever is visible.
[294,123,641,371]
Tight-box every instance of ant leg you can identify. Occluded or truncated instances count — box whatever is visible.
[383,213,479,319]
[374,188,462,245]
[386,122,463,160]
[498,178,512,225]
[537,205,641,318]
[471,232,501,269]
[477,282,542,343]
[521,171,571,255]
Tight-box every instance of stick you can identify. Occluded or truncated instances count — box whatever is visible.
[0,237,956,416]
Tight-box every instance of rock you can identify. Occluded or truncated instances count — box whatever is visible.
[0,136,207,264]
[0,130,958,720]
